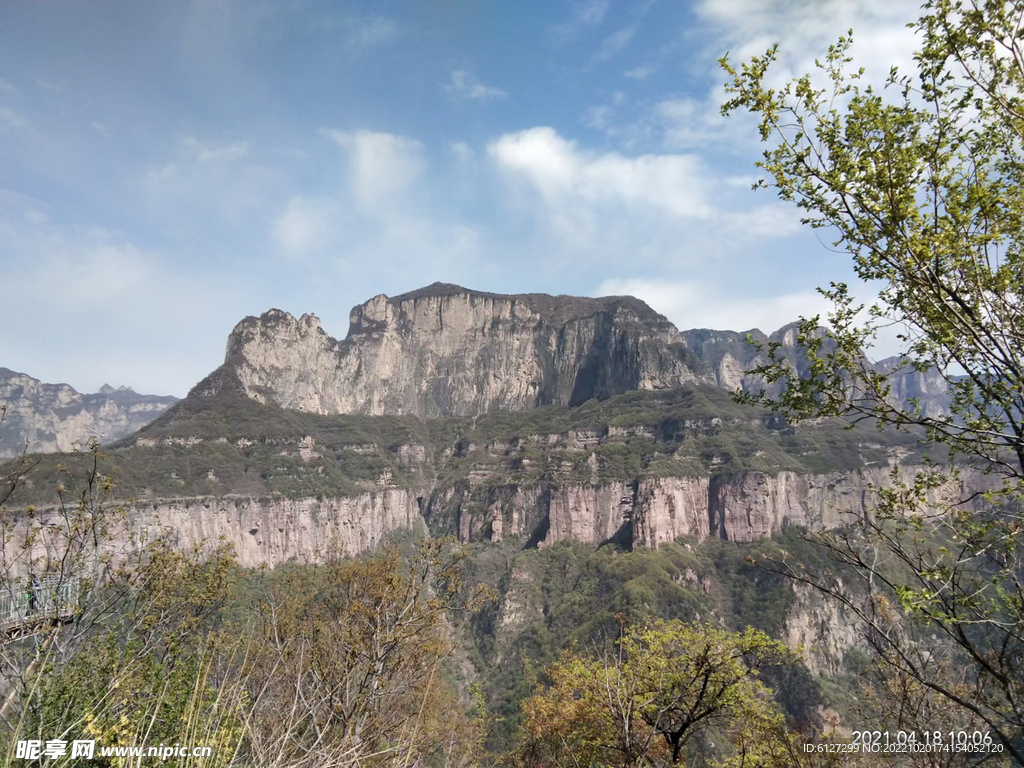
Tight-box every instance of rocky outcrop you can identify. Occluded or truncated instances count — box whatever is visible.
[191,283,961,423]
[198,283,703,417]
[633,477,712,546]
[0,369,177,458]
[427,467,992,550]
[10,490,424,576]
[681,323,824,395]
[875,356,951,417]
[785,581,867,674]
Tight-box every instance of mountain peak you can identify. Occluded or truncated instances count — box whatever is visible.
[210,284,700,417]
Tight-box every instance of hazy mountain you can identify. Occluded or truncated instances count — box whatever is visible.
[0,368,178,459]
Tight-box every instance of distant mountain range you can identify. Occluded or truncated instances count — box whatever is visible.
[0,368,178,459]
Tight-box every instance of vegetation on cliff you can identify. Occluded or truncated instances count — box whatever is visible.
[0,442,867,767]
[6,383,925,509]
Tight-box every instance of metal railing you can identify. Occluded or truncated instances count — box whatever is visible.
[0,575,79,636]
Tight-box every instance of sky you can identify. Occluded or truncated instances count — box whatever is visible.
[1,0,926,397]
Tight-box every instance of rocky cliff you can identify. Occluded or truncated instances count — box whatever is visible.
[3,284,968,566]
[6,375,955,569]
[0,369,178,458]
[875,355,951,417]
[10,490,422,576]
[426,466,991,551]
[681,324,808,394]
[196,283,703,417]
[192,283,956,422]
[16,460,977,572]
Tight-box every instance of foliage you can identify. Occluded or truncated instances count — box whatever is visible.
[454,536,837,754]
[4,383,923,510]
[516,619,803,768]
[0,436,494,767]
[237,537,492,767]
[721,0,1024,760]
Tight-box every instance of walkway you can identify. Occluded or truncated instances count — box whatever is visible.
[0,575,79,639]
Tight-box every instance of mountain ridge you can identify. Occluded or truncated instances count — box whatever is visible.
[200,283,702,418]
[0,367,178,458]
[186,283,951,423]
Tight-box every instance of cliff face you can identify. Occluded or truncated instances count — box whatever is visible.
[198,283,959,420]
[11,466,985,576]
[425,467,991,551]
[0,369,177,458]
[205,283,702,417]
[11,490,423,576]
[875,356,951,417]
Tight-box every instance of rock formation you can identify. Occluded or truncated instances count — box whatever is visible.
[874,355,951,417]
[189,283,954,423]
[3,284,972,568]
[0,369,178,458]
[196,283,703,417]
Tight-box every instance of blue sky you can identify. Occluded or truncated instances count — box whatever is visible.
[1,0,923,397]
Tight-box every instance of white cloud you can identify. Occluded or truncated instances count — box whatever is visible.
[449,141,474,162]
[0,107,29,134]
[0,206,153,308]
[141,137,283,230]
[551,0,611,44]
[596,26,636,60]
[586,0,923,154]
[183,136,249,162]
[67,236,155,301]
[272,196,336,258]
[445,70,507,101]
[721,203,802,239]
[596,276,911,358]
[624,64,657,80]
[701,0,921,89]
[582,92,625,130]
[488,126,713,219]
[485,126,804,274]
[343,15,399,50]
[325,129,425,210]
[0,190,260,396]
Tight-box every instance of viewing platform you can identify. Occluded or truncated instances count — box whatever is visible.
[0,576,79,639]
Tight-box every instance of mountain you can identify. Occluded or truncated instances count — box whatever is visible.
[5,283,973,564]
[198,282,938,417]
[2,284,981,733]
[874,355,951,417]
[194,282,704,417]
[0,368,178,459]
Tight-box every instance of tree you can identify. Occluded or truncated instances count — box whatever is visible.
[240,538,492,768]
[0,438,492,767]
[515,619,821,768]
[721,0,1024,761]
[0,439,246,767]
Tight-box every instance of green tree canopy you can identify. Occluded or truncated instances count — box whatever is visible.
[516,619,803,768]
[721,0,1024,761]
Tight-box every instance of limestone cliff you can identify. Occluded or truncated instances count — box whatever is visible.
[10,490,423,577]
[683,326,954,416]
[197,283,703,417]
[0,369,177,459]
[874,355,951,417]
[195,283,956,420]
[425,467,991,551]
